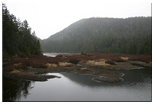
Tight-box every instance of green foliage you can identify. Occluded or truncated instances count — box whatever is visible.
[3,4,42,58]
[41,17,152,55]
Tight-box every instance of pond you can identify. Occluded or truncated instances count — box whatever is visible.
[3,69,152,101]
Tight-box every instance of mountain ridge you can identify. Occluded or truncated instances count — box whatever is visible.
[41,17,152,54]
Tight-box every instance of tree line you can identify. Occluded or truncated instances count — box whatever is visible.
[3,4,42,58]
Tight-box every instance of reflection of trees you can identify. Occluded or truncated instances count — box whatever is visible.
[61,69,152,87]
[3,77,32,101]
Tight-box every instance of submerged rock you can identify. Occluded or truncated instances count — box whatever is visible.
[93,75,124,83]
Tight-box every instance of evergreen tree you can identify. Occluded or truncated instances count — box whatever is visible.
[41,17,152,55]
[3,4,42,58]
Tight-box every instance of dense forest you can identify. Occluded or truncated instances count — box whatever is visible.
[41,17,152,54]
[3,4,42,58]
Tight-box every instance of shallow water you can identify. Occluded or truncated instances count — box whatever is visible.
[43,53,57,57]
[43,52,79,57]
[3,69,152,101]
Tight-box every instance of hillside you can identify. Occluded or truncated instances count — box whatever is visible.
[41,17,152,54]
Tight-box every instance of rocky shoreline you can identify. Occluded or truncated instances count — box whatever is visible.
[3,53,152,83]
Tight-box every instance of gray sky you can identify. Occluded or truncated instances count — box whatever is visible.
[2,0,152,39]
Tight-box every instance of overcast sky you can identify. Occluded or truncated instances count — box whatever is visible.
[2,0,152,39]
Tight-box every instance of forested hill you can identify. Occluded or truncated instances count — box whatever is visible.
[3,4,42,58]
[41,17,152,54]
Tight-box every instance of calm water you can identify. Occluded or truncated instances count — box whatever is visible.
[3,69,152,101]
[43,52,79,57]
[43,53,57,57]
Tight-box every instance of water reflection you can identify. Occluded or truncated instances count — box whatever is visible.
[43,53,57,57]
[3,78,32,102]
[3,69,152,101]
[61,69,152,87]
